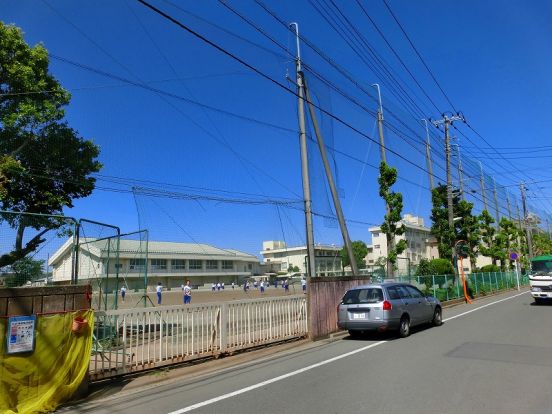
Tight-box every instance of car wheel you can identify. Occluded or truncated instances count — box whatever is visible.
[399,316,410,338]
[348,330,361,338]
[432,307,443,326]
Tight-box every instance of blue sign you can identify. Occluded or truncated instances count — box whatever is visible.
[510,252,519,261]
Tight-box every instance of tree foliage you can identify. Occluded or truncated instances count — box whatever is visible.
[532,233,552,257]
[0,23,101,267]
[478,210,500,265]
[416,258,455,276]
[430,185,455,261]
[415,258,433,276]
[378,162,406,277]
[494,218,522,270]
[6,257,45,287]
[340,240,368,271]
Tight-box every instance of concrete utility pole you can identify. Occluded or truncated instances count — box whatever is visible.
[432,114,464,229]
[290,22,316,281]
[478,161,488,211]
[516,201,523,232]
[303,76,359,276]
[520,183,534,260]
[506,192,512,220]
[373,84,387,164]
[492,177,500,225]
[421,119,434,191]
[452,141,464,200]
[373,85,395,278]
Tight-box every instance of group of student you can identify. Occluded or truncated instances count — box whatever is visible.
[120,277,307,306]
[211,282,235,291]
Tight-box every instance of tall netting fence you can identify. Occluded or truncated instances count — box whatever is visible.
[0,210,78,288]
[76,219,149,310]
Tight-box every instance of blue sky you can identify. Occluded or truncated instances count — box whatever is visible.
[3,0,552,257]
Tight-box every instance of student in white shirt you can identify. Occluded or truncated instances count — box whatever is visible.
[156,282,162,305]
[183,280,192,304]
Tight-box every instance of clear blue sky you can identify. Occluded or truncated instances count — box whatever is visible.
[3,0,552,257]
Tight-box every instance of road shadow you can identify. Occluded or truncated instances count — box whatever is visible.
[530,300,552,306]
[342,322,443,341]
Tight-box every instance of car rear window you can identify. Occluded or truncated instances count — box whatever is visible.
[342,288,383,304]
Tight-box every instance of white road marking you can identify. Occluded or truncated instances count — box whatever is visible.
[443,290,528,322]
[167,290,529,414]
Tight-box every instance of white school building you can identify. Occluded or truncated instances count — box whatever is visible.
[48,238,261,291]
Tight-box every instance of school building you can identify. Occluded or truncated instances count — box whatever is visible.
[260,241,342,276]
[48,238,261,291]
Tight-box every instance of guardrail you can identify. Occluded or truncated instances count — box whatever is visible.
[90,295,307,381]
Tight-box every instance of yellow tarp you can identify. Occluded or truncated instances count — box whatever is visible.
[0,310,93,414]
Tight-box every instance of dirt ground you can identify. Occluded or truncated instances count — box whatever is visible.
[95,284,306,309]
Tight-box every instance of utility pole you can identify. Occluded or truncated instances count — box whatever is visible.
[290,23,316,281]
[452,141,464,200]
[478,161,488,211]
[373,84,386,164]
[421,119,434,191]
[516,201,523,232]
[432,114,464,230]
[373,85,395,279]
[492,177,500,225]
[433,113,464,268]
[506,192,512,220]
[303,76,358,276]
[520,183,534,260]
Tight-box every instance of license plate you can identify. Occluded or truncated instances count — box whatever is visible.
[352,313,366,319]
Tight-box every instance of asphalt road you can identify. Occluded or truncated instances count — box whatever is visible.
[60,290,552,414]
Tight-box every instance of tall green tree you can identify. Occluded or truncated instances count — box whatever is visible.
[0,23,101,267]
[495,217,521,270]
[340,240,368,272]
[378,162,406,278]
[455,199,480,270]
[430,185,455,261]
[478,210,500,265]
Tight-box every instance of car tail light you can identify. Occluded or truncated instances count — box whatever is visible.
[383,300,392,311]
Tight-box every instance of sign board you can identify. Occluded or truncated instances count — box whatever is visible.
[509,252,519,261]
[6,315,36,354]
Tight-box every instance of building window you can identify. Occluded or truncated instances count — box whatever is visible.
[130,259,146,270]
[206,260,218,270]
[248,263,252,270]
[172,259,186,270]
[373,232,379,237]
[150,259,167,270]
[222,260,233,270]
[115,263,123,270]
[374,245,380,249]
[189,260,202,270]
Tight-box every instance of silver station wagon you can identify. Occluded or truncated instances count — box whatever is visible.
[337,282,442,338]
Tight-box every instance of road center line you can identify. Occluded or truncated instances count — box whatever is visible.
[167,290,529,414]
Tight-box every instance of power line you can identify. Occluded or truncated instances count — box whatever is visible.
[382,0,457,112]
[136,0,451,186]
[354,0,442,113]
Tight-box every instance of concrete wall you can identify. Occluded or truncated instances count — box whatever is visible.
[309,276,372,339]
[0,285,92,316]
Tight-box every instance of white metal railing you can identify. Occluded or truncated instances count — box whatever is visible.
[90,295,307,381]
